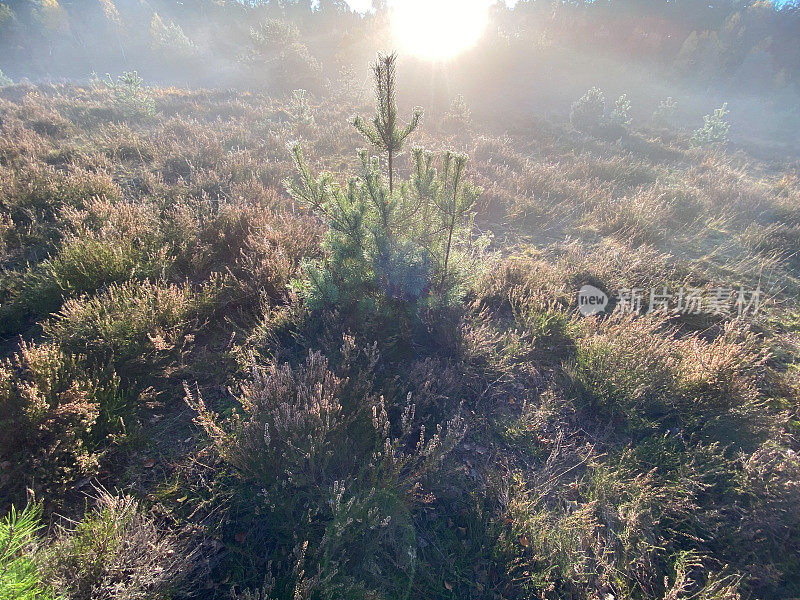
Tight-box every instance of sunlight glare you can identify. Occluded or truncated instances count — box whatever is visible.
[391,0,489,61]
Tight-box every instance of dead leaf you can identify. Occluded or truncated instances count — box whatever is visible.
[143,458,155,468]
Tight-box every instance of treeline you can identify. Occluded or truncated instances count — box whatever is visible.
[0,0,799,94]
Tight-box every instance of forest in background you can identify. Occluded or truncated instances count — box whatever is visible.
[1,0,800,149]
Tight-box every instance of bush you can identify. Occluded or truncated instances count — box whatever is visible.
[288,56,487,344]
[187,340,465,596]
[608,93,632,133]
[0,342,106,500]
[43,277,223,371]
[653,96,678,125]
[571,315,769,433]
[691,103,730,147]
[1,229,169,332]
[41,489,190,600]
[103,71,155,119]
[570,87,605,133]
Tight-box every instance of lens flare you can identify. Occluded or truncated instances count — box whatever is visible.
[391,0,489,60]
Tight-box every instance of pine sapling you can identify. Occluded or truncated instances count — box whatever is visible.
[352,53,422,193]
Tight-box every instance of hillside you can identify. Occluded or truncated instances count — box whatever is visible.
[1,73,799,600]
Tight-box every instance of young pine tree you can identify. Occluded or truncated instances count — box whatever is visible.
[286,54,485,342]
[352,53,422,193]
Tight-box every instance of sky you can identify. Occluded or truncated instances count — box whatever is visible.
[345,0,518,12]
[344,0,792,11]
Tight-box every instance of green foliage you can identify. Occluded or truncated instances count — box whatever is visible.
[42,277,224,370]
[287,144,484,331]
[691,103,730,147]
[245,18,322,92]
[352,53,422,193]
[609,93,632,129]
[104,71,156,118]
[187,342,465,597]
[0,504,52,600]
[570,86,605,133]
[0,342,105,500]
[150,12,196,58]
[653,96,678,125]
[41,489,189,600]
[0,69,11,87]
[287,54,484,341]
[1,230,168,331]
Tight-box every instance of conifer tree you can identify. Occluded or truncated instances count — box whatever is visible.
[352,53,422,193]
[287,54,485,345]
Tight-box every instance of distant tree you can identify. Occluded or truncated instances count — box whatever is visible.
[150,12,196,58]
[244,18,323,92]
[352,53,422,194]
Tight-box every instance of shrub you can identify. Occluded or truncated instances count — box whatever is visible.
[691,103,730,147]
[104,71,155,118]
[41,489,190,600]
[1,229,169,332]
[653,96,678,125]
[0,504,52,600]
[187,342,464,596]
[571,315,769,433]
[570,87,605,133]
[288,55,486,342]
[609,93,632,132]
[0,342,102,500]
[43,277,223,371]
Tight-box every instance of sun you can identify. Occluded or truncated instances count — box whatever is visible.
[391,0,489,61]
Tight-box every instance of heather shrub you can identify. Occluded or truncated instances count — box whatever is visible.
[41,489,190,600]
[187,341,465,594]
[0,342,105,500]
[0,166,120,258]
[1,229,169,332]
[498,462,701,600]
[188,345,464,496]
[43,277,224,371]
[691,103,730,147]
[571,315,769,432]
